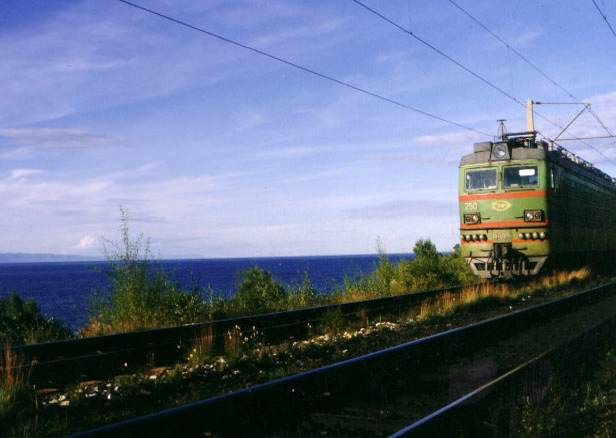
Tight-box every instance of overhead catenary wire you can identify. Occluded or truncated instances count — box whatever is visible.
[446,0,615,139]
[440,0,616,165]
[351,0,525,107]
[534,102,615,141]
[351,0,615,161]
[591,0,616,39]
[116,0,490,137]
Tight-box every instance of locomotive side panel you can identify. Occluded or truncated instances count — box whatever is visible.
[548,159,616,258]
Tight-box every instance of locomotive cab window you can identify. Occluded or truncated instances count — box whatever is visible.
[504,166,538,188]
[465,168,497,191]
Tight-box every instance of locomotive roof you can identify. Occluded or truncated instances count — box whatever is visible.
[460,134,616,190]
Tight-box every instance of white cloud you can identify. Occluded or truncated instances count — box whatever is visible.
[253,16,347,49]
[234,112,267,132]
[0,147,37,160]
[0,128,117,149]
[105,161,166,182]
[254,145,333,160]
[9,169,41,180]
[366,151,461,166]
[0,2,241,126]
[346,200,457,219]
[75,234,97,250]
[513,27,544,47]
[414,130,487,149]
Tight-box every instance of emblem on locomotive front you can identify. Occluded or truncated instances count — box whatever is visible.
[491,200,511,211]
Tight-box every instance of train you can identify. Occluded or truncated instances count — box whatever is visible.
[459,104,616,278]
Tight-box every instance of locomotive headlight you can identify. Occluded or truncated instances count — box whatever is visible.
[493,144,507,159]
[539,232,547,240]
[524,209,544,222]
[464,213,481,225]
[480,234,487,241]
[518,232,524,239]
[532,232,539,240]
[524,233,531,239]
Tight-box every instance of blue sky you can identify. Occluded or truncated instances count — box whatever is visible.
[2,0,616,258]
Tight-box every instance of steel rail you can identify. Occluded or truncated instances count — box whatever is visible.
[6,284,466,384]
[389,300,616,437]
[66,281,616,437]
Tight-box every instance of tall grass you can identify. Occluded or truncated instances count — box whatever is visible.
[187,326,214,365]
[417,267,591,320]
[0,345,32,427]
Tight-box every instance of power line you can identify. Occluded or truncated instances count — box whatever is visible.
[350,0,581,143]
[442,0,616,165]
[447,0,614,138]
[591,0,616,39]
[116,0,490,137]
[351,0,524,108]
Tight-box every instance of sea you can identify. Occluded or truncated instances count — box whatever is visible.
[0,254,410,332]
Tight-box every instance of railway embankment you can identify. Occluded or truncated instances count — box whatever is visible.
[65,278,616,437]
[4,266,611,437]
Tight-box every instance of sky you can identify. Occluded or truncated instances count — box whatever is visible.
[2,0,616,259]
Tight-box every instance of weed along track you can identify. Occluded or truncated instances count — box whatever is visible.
[66,282,616,438]
[4,284,466,387]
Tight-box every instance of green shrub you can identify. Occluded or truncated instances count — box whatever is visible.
[85,209,207,335]
[319,307,346,335]
[0,293,71,345]
[413,239,440,259]
[439,244,476,286]
[374,248,396,294]
[233,266,287,314]
[287,273,319,309]
[345,239,475,297]
[341,245,397,299]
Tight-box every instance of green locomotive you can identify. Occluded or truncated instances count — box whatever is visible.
[459,117,616,278]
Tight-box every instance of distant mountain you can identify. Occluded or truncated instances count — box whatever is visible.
[0,253,103,264]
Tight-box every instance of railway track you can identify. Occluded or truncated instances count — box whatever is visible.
[394,305,616,437]
[4,284,465,386]
[67,281,616,437]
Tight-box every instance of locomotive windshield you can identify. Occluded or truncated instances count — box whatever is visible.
[504,166,538,188]
[465,168,497,190]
